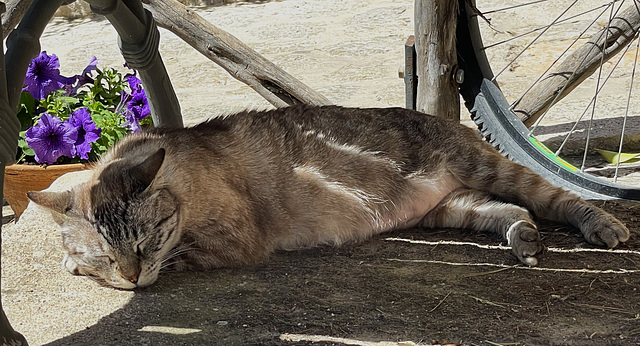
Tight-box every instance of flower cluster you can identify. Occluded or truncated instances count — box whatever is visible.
[18,51,152,164]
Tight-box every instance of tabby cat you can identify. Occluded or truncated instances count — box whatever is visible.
[28,105,629,289]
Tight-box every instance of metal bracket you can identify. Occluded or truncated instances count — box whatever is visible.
[403,35,417,110]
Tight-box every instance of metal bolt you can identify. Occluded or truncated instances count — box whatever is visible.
[454,69,465,84]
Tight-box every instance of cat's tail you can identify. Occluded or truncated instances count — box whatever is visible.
[450,141,630,249]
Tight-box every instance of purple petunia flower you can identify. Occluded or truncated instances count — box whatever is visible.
[25,113,78,164]
[122,74,150,122]
[118,91,141,134]
[127,88,150,121]
[69,107,101,160]
[123,110,143,134]
[118,73,149,133]
[125,74,143,92]
[23,51,76,100]
[72,56,99,94]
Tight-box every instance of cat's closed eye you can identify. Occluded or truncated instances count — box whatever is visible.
[134,243,144,257]
[95,255,115,264]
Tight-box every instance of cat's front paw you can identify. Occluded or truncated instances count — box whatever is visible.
[582,214,630,248]
[507,222,546,266]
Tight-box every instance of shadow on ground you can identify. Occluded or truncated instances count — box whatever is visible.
[44,201,640,346]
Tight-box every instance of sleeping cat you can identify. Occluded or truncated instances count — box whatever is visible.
[28,105,629,289]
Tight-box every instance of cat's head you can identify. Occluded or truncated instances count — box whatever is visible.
[28,148,182,289]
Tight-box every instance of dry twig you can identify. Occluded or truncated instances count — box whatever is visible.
[429,291,452,312]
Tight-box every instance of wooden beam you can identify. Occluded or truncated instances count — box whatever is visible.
[1,0,34,40]
[143,0,330,108]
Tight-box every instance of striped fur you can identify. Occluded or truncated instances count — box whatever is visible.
[28,105,630,289]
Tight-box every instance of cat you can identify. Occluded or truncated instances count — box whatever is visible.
[28,105,630,289]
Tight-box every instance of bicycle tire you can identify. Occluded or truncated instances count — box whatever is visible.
[456,0,640,201]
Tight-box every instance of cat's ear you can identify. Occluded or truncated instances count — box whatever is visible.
[130,148,165,189]
[26,190,73,214]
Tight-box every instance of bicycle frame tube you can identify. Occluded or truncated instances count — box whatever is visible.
[87,0,183,127]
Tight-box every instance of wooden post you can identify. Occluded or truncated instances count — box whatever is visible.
[415,0,460,120]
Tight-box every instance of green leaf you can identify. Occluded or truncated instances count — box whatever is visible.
[57,96,79,104]
[17,91,37,131]
[19,91,37,114]
[18,138,35,156]
[595,148,640,164]
[17,131,35,162]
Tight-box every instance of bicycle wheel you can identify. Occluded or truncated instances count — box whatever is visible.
[457,0,640,200]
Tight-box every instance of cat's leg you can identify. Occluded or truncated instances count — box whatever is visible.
[421,188,545,265]
[492,164,629,249]
[450,141,630,249]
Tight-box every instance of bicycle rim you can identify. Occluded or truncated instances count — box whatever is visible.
[457,0,640,200]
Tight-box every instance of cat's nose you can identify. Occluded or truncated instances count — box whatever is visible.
[128,275,138,284]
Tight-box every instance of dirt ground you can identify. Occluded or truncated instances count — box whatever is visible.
[30,201,640,346]
[3,0,640,345]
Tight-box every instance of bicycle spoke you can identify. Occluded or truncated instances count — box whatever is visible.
[491,0,580,82]
[479,0,550,15]
[581,1,620,172]
[552,38,634,156]
[615,33,640,181]
[515,2,614,122]
[529,1,629,137]
[483,4,612,50]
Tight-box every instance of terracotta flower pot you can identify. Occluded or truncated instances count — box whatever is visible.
[4,163,89,219]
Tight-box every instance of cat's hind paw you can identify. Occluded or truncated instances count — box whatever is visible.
[582,215,630,249]
[507,221,546,266]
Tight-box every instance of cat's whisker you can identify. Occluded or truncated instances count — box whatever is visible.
[166,241,196,257]
[159,243,196,267]
[85,275,99,283]
[84,274,109,287]
[159,260,184,272]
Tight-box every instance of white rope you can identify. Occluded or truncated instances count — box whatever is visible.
[384,237,640,255]
[280,333,428,346]
[386,258,640,275]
